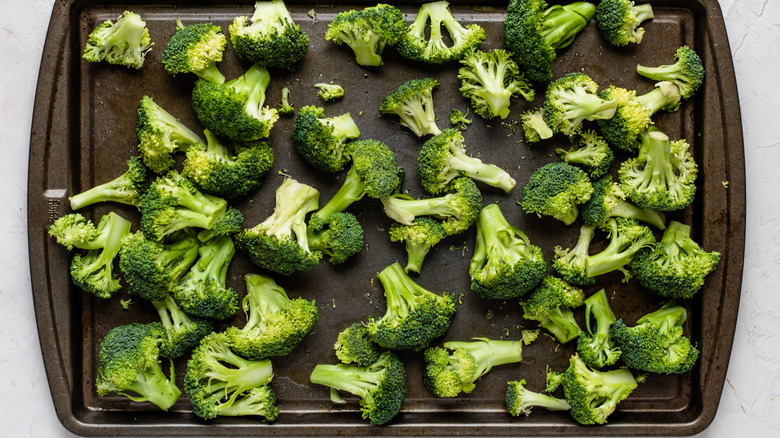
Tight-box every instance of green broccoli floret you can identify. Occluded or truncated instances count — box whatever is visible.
[576,289,621,369]
[307,212,364,265]
[521,107,554,143]
[544,72,617,137]
[417,129,516,195]
[381,176,482,236]
[292,105,360,174]
[379,77,442,137]
[396,0,485,64]
[162,20,226,83]
[69,156,148,211]
[96,323,181,410]
[236,177,322,275]
[229,0,309,69]
[562,354,637,425]
[184,332,278,420]
[191,64,279,142]
[595,0,654,47]
[637,46,704,100]
[552,224,596,286]
[610,300,699,374]
[469,204,546,300]
[151,294,214,359]
[367,262,457,351]
[506,379,571,416]
[278,87,295,116]
[48,213,100,251]
[630,220,721,299]
[581,177,666,230]
[309,351,406,425]
[521,162,594,225]
[521,275,584,344]
[618,130,698,211]
[324,4,406,67]
[449,108,472,129]
[504,0,596,83]
[182,129,274,199]
[225,273,318,359]
[335,322,384,366]
[545,366,565,392]
[458,49,534,120]
[594,85,652,152]
[314,83,345,102]
[555,130,614,178]
[83,11,153,69]
[388,217,446,274]
[136,95,206,174]
[586,217,655,279]
[424,337,523,397]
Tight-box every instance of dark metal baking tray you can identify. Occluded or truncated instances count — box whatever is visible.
[28,0,745,436]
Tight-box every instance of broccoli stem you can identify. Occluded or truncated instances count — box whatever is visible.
[70,174,135,210]
[443,338,523,378]
[242,273,290,329]
[404,240,432,274]
[661,220,701,258]
[203,129,230,157]
[637,82,681,114]
[341,29,385,66]
[197,64,226,84]
[542,307,582,344]
[585,222,648,278]
[447,150,516,193]
[120,363,181,410]
[518,390,572,412]
[377,262,422,313]
[542,3,595,49]
[633,4,655,24]
[192,235,233,285]
[477,204,536,260]
[584,289,616,336]
[636,300,687,329]
[147,102,206,146]
[209,348,274,392]
[398,96,441,137]
[316,166,367,221]
[608,199,666,230]
[231,65,271,117]
[153,295,194,332]
[635,131,682,196]
[322,113,360,139]
[381,195,455,226]
[568,92,618,122]
[309,364,378,398]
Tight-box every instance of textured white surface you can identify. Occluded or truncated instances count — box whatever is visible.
[0,1,777,437]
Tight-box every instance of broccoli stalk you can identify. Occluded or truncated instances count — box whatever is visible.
[83,11,153,69]
[584,218,655,278]
[229,0,310,69]
[324,4,407,67]
[552,223,596,286]
[506,379,571,416]
[136,96,206,174]
[544,72,618,137]
[596,0,654,47]
[637,81,683,114]
[162,20,226,83]
[292,105,361,174]
[582,177,666,230]
[388,217,446,274]
[69,156,148,210]
[521,276,585,344]
[521,107,554,143]
[397,0,485,63]
[458,48,534,119]
[562,354,637,425]
[278,87,295,116]
[379,77,442,137]
[151,294,214,359]
[576,289,621,369]
[637,46,704,99]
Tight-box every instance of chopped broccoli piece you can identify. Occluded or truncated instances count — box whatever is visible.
[292,105,360,174]
[335,322,384,366]
[449,108,472,129]
[48,213,101,251]
[229,0,309,69]
[162,20,226,83]
[521,107,553,143]
[151,294,214,359]
[388,217,446,274]
[637,45,704,100]
[379,77,442,137]
[576,289,621,369]
[314,83,345,102]
[278,87,295,116]
[552,224,596,286]
[587,217,655,279]
[562,354,637,424]
[307,212,364,265]
[595,0,654,47]
[555,130,614,179]
[544,72,618,137]
[581,177,666,230]
[506,379,571,416]
[521,162,594,225]
[521,275,584,344]
[69,156,148,210]
[545,366,564,392]
[136,96,205,174]
[83,11,153,69]
[594,85,652,152]
[397,1,485,64]
[458,48,534,120]
[324,4,406,66]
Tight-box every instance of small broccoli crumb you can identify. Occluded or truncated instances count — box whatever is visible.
[120,298,133,310]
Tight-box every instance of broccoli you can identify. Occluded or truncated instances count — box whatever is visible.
[229,0,309,69]
[449,108,472,129]
[521,107,553,143]
[630,220,721,299]
[469,204,546,300]
[618,130,698,211]
[309,351,406,425]
[610,300,699,374]
[458,49,534,120]
[417,129,516,195]
[381,176,482,236]
[396,0,485,64]
[191,64,279,142]
[307,212,364,265]
[521,162,594,225]
[278,87,295,116]
[48,213,101,250]
[388,217,446,274]
[96,323,181,410]
[576,289,621,369]
[314,83,345,102]
[162,20,226,83]
[555,130,614,179]
[545,366,565,392]
[504,0,596,83]
[581,177,666,230]
[235,177,323,275]
[589,217,655,279]
[182,129,274,200]
[335,322,384,366]
[595,0,654,47]
[379,77,442,137]
[423,337,523,397]
[505,379,571,416]
[544,73,618,137]
[225,273,318,359]
[520,275,585,344]
[69,156,148,210]
[637,45,705,100]
[594,86,651,152]
[552,224,596,286]
[184,332,278,420]
[292,105,360,174]
[151,294,214,359]
[136,95,205,174]
[172,235,239,320]
[324,4,406,67]
[562,354,637,425]
[83,11,153,69]
[366,262,458,351]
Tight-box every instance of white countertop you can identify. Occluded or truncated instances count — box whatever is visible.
[1,1,778,436]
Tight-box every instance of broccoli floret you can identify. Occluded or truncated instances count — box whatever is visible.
[191,64,279,142]
[521,162,594,225]
[458,49,534,120]
[449,108,472,129]
[382,176,482,235]
[521,107,554,143]
[618,130,698,211]
[521,275,584,344]
[184,332,278,420]
[379,77,442,137]
[552,224,596,286]
[595,0,654,47]
[278,87,295,116]
[96,323,181,410]
[637,46,704,100]
[324,4,406,67]
[388,217,446,274]
[396,0,485,64]
[504,0,596,83]
[162,20,226,83]
[236,177,323,275]
[225,273,318,359]
[307,212,364,265]
[594,86,652,152]
[292,105,360,174]
[182,129,274,200]
[630,220,721,299]
[83,11,153,69]
[581,177,666,230]
[418,129,516,195]
[545,366,565,392]
[48,213,100,251]
[335,323,384,366]
[424,337,523,397]
[151,294,214,359]
[555,130,614,178]
[610,300,699,374]
[229,0,309,69]
[314,83,345,102]
[576,289,621,369]
[506,379,571,416]
[469,204,546,300]
[136,96,205,174]
[309,352,406,425]
[562,354,637,425]
[544,72,618,137]
[367,262,457,351]
[69,156,148,210]
[587,217,656,279]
